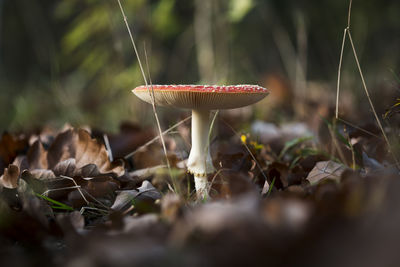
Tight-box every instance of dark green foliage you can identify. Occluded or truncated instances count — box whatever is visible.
[1,0,400,131]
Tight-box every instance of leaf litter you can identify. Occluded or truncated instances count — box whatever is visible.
[0,119,399,267]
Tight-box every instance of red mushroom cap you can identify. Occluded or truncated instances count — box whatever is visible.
[132,84,269,110]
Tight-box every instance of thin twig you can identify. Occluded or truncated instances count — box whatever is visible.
[60,175,90,205]
[80,206,108,216]
[42,186,81,196]
[335,28,347,119]
[335,0,352,119]
[347,0,353,28]
[338,118,382,139]
[80,188,111,210]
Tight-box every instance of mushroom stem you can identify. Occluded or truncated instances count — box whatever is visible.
[187,109,215,198]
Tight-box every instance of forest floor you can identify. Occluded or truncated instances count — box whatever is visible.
[0,113,399,267]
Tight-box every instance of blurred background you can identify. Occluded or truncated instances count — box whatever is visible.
[0,0,399,133]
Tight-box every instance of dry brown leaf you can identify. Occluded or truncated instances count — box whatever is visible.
[0,164,20,189]
[267,162,290,189]
[47,129,76,169]
[0,133,28,175]
[0,133,27,162]
[78,163,101,177]
[67,176,119,208]
[21,169,60,196]
[45,129,124,176]
[29,169,56,179]
[53,158,77,177]
[84,176,120,198]
[111,181,161,211]
[76,129,124,176]
[111,190,139,211]
[12,155,29,171]
[27,140,48,169]
[306,161,347,184]
[75,129,108,169]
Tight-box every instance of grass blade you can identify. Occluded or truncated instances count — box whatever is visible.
[36,193,74,211]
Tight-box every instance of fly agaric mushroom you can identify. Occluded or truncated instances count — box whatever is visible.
[132,84,269,198]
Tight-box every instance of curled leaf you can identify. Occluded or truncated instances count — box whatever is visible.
[53,158,77,177]
[27,140,48,169]
[46,129,124,176]
[111,181,161,211]
[0,164,20,189]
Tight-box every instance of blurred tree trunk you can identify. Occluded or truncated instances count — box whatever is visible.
[213,0,229,84]
[194,0,215,83]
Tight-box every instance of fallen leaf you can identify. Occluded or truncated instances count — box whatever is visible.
[21,170,73,199]
[12,155,29,171]
[20,170,48,194]
[67,175,119,208]
[136,180,162,200]
[84,176,120,198]
[267,162,290,189]
[111,190,139,211]
[47,129,76,169]
[0,133,28,175]
[78,163,101,177]
[29,169,56,179]
[306,161,347,184]
[75,129,109,170]
[46,129,124,176]
[27,140,48,169]
[53,158,77,177]
[0,164,20,189]
[111,181,161,211]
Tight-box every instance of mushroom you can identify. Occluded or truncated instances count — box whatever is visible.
[132,84,269,198]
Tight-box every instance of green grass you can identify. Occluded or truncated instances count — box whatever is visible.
[35,193,74,211]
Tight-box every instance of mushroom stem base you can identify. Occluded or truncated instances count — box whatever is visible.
[187,109,215,200]
[194,174,209,199]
